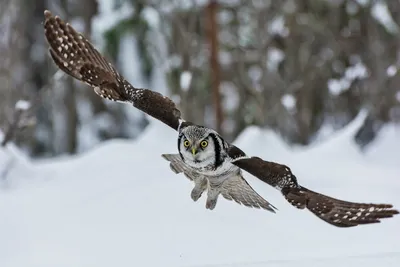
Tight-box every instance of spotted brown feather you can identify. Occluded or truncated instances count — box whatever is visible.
[231,154,399,227]
[43,10,182,130]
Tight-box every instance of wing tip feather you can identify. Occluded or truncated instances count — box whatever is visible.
[44,10,52,19]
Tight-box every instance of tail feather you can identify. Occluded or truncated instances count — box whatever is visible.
[283,186,399,227]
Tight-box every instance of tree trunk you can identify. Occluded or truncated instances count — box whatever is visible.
[56,0,77,154]
[81,0,107,115]
[206,0,223,133]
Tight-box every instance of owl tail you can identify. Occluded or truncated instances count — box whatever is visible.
[282,186,399,227]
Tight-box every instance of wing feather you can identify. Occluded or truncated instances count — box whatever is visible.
[219,173,277,212]
[43,10,182,130]
[228,146,399,227]
[161,154,204,182]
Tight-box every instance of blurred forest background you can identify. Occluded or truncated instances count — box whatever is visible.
[0,0,399,158]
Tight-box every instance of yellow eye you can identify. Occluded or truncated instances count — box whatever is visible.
[183,140,190,147]
[200,140,208,148]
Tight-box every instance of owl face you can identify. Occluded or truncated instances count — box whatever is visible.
[178,126,217,168]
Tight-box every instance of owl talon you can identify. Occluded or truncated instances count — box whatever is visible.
[206,199,217,210]
[191,189,203,202]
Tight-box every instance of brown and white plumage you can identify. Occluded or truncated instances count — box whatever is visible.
[230,153,399,227]
[44,10,181,130]
[43,10,399,227]
[162,153,276,212]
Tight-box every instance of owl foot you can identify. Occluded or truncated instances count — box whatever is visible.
[206,187,219,210]
[191,175,208,202]
[191,188,204,202]
[206,198,217,210]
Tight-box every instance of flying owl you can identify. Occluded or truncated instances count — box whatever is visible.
[43,10,398,227]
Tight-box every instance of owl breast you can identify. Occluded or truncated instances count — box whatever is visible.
[183,156,239,178]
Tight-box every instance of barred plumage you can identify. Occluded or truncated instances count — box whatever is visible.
[232,155,399,227]
[284,187,398,227]
[43,10,399,228]
[44,10,181,130]
[162,153,276,212]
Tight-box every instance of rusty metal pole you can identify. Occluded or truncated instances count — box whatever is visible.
[206,0,223,134]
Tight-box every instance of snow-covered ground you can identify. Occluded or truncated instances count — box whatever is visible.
[0,114,399,267]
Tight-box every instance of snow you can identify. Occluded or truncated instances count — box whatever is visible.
[220,82,240,112]
[92,0,134,50]
[346,1,359,15]
[53,69,65,81]
[248,66,262,82]
[328,62,368,96]
[328,79,348,96]
[386,65,397,77]
[268,16,289,37]
[0,1,17,46]
[153,0,241,12]
[180,71,192,91]
[364,123,400,168]
[0,142,35,189]
[142,7,160,29]
[118,34,147,88]
[217,10,234,25]
[345,62,368,80]
[281,94,296,112]
[355,0,370,7]
[15,100,30,111]
[266,47,285,71]
[371,2,399,34]
[167,54,182,69]
[1,114,400,267]
[219,50,232,66]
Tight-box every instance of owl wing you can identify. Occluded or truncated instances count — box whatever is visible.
[219,173,277,212]
[43,10,182,131]
[161,154,200,181]
[161,154,208,202]
[227,145,399,227]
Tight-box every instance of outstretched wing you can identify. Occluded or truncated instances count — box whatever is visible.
[219,173,277,213]
[227,145,399,227]
[161,154,208,202]
[161,153,199,181]
[43,10,182,131]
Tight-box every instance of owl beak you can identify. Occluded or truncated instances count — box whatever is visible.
[191,147,197,156]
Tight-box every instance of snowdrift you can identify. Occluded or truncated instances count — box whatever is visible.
[1,117,399,267]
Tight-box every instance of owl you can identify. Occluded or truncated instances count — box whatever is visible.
[43,10,398,227]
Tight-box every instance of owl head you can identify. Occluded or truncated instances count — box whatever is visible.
[178,125,223,169]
